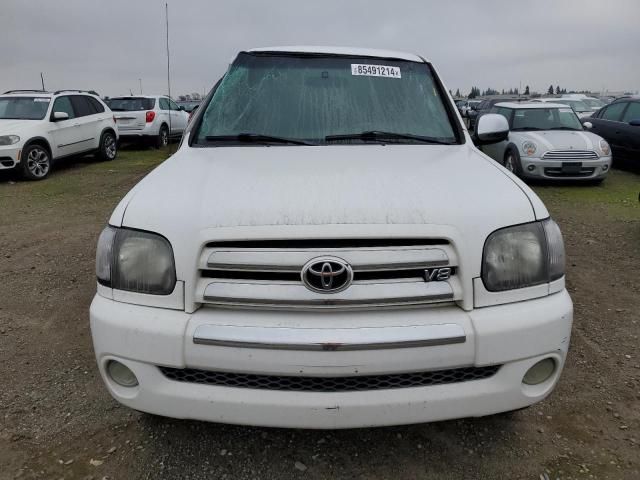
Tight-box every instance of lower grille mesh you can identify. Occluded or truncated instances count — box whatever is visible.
[159,365,500,392]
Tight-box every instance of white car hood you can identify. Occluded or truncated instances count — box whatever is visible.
[115,144,543,239]
[516,130,602,153]
[0,119,36,134]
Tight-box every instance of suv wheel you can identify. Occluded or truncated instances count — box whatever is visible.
[21,144,51,180]
[98,131,118,161]
[155,125,169,149]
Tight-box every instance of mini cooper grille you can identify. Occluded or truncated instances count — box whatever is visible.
[542,150,599,160]
[159,365,500,392]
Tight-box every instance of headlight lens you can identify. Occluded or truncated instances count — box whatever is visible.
[0,135,20,146]
[599,139,610,156]
[522,141,537,156]
[482,219,565,291]
[96,226,176,295]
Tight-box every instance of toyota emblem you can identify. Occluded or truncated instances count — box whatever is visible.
[301,257,353,293]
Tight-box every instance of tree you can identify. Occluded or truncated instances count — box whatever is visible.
[524,85,530,95]
[548,85,554,95]
[468,86,480,99]
[455,88,461,98]
[555,86,560,95]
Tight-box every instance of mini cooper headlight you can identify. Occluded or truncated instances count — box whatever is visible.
[0,135,20,146]
[522,141,537,156]
[599,139,611,156]
[96,226,176,295]
[482,219,565,291]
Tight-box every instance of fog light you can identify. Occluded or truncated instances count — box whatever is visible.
[527,165,536,172]
[107,360,138,387]
[602,164,609,171]
[523,358,556,385]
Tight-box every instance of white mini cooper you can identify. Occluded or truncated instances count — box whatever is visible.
[480,102,611,182]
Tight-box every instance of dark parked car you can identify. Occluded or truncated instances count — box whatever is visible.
[468,97,525,131]
[582,97,640,164]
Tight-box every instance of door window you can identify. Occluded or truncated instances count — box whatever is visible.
[168,99,181,111]
[88,97,105,113]
[70,95,94,117]
[51,96,75,119]
[621,102,640,123]
[159,98,170,110]
[600,102,627,121]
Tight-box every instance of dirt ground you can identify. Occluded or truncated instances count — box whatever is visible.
[0,148,639,480]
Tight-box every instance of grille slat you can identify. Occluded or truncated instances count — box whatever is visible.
[198,239,459,309]
[159,365,500,392]
[542,149,598,160]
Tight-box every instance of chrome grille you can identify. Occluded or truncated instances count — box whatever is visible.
[542,150,598,160]
[159,365,500,392]
[197,239,460,309]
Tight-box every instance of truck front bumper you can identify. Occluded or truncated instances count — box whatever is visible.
[90,290,573,429]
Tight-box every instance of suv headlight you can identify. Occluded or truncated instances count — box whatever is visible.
[96,226,176,295]
[599,139,610,156]
[522,141,537,156]
[0,135,20,146]
[482,219,565,291]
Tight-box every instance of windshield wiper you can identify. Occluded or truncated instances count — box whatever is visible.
[204,134,313,146]
[547,127,581,131]
[511,127,544,131]
[325,131,454,145]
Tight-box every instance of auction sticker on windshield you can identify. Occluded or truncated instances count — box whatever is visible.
[351,64,401,78]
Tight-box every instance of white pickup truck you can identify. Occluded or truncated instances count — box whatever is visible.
[91,46,573,429]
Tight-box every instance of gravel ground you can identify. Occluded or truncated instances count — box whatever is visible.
[0,149,638,479]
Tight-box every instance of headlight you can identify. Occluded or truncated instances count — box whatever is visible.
[482,219,565,291]
[522,141,537,156]
[599,139,610,156]
[96,226,176,295]
[0,135,20,146]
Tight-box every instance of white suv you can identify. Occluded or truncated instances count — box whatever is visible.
[91,47,573,429]
[107,95,189,148]
[0,90,118,180]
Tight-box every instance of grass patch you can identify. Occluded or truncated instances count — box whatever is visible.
[533,169,640,221]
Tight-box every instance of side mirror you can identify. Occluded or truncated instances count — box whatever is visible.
[583,121,593,129]
[52,111,69,121]
[474,114,509,145]
[629,119,640,127]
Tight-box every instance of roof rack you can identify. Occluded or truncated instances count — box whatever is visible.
[3,89,49,94]
[53,89,100,96]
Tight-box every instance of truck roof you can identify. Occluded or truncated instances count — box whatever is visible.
[246,46,425,63]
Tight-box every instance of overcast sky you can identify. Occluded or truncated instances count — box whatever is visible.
[2,0,639,98]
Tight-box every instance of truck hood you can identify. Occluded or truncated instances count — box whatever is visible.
[115,144,545,241]
[516,130,603,154]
